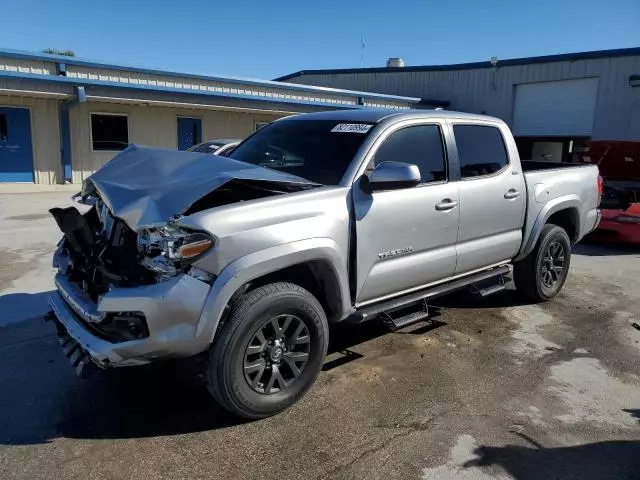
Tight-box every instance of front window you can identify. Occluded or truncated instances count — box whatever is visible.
[228,120,374,185]
[91,114,129,151]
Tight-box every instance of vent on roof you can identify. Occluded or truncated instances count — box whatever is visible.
[386,57,405,68]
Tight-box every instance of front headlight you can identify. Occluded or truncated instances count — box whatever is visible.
[137,226,214,274]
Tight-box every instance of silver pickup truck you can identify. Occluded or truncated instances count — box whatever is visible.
[48,109,601,418]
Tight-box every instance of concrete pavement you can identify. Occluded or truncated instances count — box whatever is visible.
[0,192,639,479]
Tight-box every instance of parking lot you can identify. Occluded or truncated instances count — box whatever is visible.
[1,189,639,479]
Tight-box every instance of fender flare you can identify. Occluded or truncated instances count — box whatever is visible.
[515,195,581,262]
[195,238,351,343]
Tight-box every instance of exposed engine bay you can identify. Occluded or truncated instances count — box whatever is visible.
[48,145,320,350]
[51,177,312,302]
[50,201,155,301]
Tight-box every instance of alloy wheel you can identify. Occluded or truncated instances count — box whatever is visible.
[540,241,565,288]
[243,314,311,394]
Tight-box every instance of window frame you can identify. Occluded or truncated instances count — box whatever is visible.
[255,121,269,132]
[449,121,511,181]
[89,112,130,152]
[358,120,450,189]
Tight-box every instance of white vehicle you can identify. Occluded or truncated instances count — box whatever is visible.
[187,138,240,156]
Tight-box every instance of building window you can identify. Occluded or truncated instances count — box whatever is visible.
[453,125,509,178]
[255,121,269,132]
[91,113,129,151]
[0,114,8,142]
[372,125,447,183]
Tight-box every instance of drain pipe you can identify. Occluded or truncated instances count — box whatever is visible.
[59,85,86,183]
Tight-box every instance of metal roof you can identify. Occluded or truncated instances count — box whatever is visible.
[0,47,420,104]
[275,46,640,81]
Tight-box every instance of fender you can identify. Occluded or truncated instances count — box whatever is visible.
[515,194,581,262]
[195,238,351,343]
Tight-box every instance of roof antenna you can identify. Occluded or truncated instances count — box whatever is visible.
[361,35,366,67]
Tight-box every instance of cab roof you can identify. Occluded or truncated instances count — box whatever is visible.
[285,108,500,124]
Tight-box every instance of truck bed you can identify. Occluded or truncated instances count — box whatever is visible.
[517,160,600,261]
[521,160,594,172]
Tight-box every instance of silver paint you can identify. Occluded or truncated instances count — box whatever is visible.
[52,109,600,366]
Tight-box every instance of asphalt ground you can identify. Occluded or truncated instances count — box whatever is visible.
[1,190,639,479]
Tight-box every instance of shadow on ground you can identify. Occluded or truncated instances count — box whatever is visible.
[0,291,53,327]
[464,437,640,480]
[623,408,640,423]
[429,288,535,310]
[0,307,445,445]
[575,241,640,257]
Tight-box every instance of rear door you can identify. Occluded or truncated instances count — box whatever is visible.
[450,122,526,274]
[353,120,460,305]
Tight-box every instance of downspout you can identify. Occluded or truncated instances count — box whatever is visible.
[58,62,86,183]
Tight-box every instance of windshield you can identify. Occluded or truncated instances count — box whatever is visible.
[228,119,375,185]
[188,141,224,153]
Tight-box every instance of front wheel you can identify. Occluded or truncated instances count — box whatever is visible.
[207,282,329,419]
[514,224,571,302]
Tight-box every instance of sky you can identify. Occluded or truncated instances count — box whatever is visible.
[1,0,639,80]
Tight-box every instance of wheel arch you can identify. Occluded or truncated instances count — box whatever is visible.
[516,195,581,262]
[196,238,352,343]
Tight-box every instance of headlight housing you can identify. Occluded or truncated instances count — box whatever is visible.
[137,226,214,275]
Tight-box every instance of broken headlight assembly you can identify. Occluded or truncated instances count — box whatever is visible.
[137,226,214,276]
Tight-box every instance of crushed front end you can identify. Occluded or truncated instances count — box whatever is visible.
[47,197,213,376]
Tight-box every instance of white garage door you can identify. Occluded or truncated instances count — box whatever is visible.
[512,78,599,136]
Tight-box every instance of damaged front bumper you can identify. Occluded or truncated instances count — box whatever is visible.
[48,271,213,374]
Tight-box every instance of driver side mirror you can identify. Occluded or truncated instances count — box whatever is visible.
[364,161,421,192]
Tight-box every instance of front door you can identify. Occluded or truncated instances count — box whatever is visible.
[0,107,34,182]
[450,122,526,274]
[177,117,202,150]
[354,122,460,305]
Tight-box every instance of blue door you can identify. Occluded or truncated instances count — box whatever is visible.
[177,117,202,150]
[0,107,34,182]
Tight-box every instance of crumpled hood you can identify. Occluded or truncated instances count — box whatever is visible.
[82,145,315,231]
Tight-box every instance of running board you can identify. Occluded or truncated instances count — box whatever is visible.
[381,299,430,331]
[354,265,511,322]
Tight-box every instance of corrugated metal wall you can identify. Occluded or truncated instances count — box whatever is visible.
[0,95,61,184]
[287,55,640,141]
[0,56,413,110]
[69,102,282,183]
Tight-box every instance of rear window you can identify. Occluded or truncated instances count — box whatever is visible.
[228,120,374,185]
[453,125,509,178]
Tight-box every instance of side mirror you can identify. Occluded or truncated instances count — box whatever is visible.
[365,161,421,192]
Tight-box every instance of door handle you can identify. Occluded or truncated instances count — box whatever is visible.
[435,199,458,211]
[504,189,521,199]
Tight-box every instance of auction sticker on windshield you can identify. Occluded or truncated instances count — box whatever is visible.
[331,123,373,134]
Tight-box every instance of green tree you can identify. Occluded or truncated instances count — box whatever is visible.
[42,48,75,57]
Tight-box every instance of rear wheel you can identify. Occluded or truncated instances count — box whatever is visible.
[207,282,328,419]
[514,224,571,302]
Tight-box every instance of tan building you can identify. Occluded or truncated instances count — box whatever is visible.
[0,49,418,184]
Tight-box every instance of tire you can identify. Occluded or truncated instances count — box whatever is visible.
[514,224,571,302]
[206,282,329,419]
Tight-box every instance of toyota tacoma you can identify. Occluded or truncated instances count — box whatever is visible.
[48,109,601,418]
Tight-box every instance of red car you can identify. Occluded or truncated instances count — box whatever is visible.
[578,141,640,244]
[595,203,640,243]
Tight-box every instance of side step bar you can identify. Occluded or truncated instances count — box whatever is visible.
[381,299,430,331]
[355,265,511,322]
